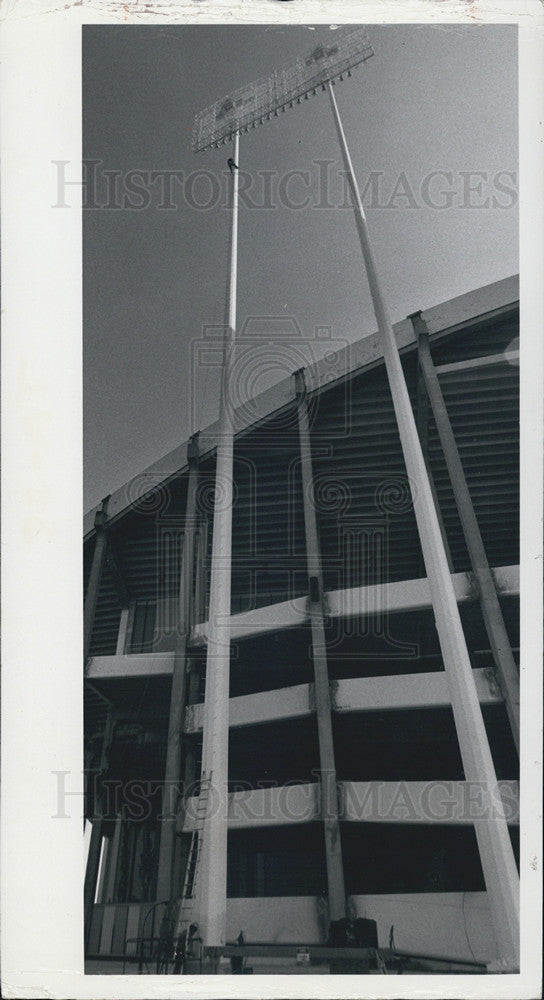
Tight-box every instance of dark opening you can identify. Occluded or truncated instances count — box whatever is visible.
[228,824,327,897]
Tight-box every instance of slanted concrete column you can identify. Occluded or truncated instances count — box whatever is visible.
[415,344,454,574]
[183,660,202,795]
[84,498,110,660]
[156,436,200,903]
[84,709,116,942]
[295,368,346,923]
[194,521,208,625]
[412,310,519,752]
[104,812,123,903]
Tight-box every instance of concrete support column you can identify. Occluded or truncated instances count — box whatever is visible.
[412,311,520,751]
[84,824,103,913]
[416,347,454,574]
[115,607,130,656]
[84,498,109,660]
[194,520,208,625]
[183,662,202,793]
[156,436,200,903]
[104,813,123,903]
[295,368,346,923]
[84,710,116,942]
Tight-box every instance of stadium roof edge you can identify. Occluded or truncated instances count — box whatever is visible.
[84,274,519,540]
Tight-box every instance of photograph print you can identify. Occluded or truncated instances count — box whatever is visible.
[81,21,523,979]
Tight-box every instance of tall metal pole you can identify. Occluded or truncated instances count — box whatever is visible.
[156,436,200,903]
[412,312,520,752]
[327,82,519,970]
[198,132,240,950]
[295,369,346,924]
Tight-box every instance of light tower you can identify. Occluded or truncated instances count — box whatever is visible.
[191,26,519,971]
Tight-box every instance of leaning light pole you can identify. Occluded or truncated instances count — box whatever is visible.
[325,76,519,971]
[191,27,519,970]
[192,129,239,954]
[192,27,374,953]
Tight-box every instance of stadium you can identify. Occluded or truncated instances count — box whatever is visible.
[83,274,520,974]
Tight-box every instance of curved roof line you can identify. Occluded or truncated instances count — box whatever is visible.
[84,274,519,539]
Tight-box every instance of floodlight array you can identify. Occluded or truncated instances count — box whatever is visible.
[192,26,373,152]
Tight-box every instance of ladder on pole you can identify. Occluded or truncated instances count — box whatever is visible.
[175,772,212,940]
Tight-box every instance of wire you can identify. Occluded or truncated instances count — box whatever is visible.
[461,891,478,964]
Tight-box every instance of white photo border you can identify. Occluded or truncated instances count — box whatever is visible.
[1,2,542,998]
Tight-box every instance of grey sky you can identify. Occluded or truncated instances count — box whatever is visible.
[83,23,517,512]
